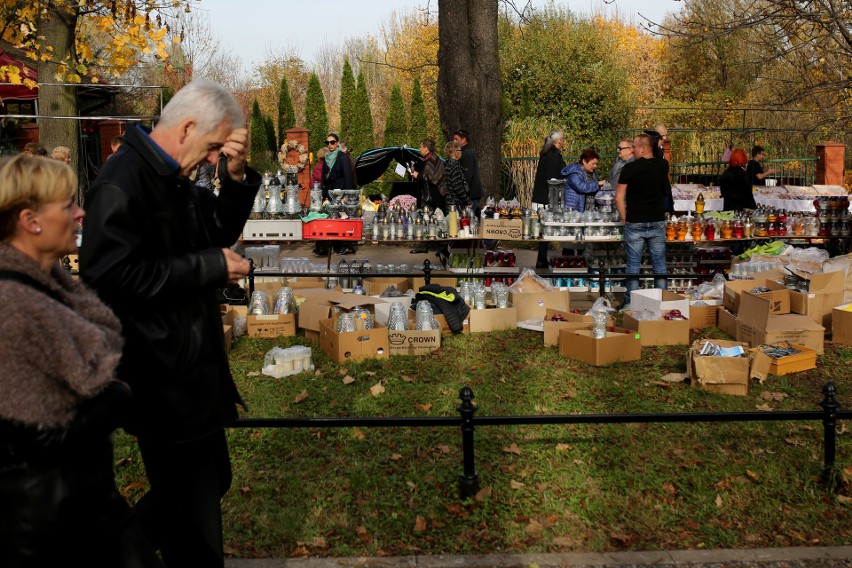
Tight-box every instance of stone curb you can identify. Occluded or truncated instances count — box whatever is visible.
[226,545,852,567]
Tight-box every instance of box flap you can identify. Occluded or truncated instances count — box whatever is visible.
[808,270,845,293]
[737,291,772,327]
[763,313,825,332]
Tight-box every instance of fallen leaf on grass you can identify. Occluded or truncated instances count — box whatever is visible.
[291,546,309,557]
[416,403,433,411]
[474,486,492,502]
[406,481,416,489]
[352,428,366,440]
[436,445,451,454]
[296,537,328,549]
[662,482,677,495]
[661,373,688,383]
[785,437,804,446]
[364,371,377,377]
[843,466,852,484]
[223,545,240,555]
[342,375,356,385]
[121,482,146,496]
[370,382,385,396]
[315,370,321,376]
[414,516,427,532]
[247,371,260,377]
[338,369,348,376]
[745,470,760,482]
[524,519,543,536]
[715,494,723,508]
[356,526,370,543]
[761,391,789,401]
[556,443,572,451]
[401,375,415,383]
[510,480,525,489]
[755,403,773,411]
[293,390,309,404]
[502,443,522,455]
[553,535,581,547]
[838,495,852,505]
[573,459,585,465]
[239,486,251,495]
[648,381,673,389]
[389,453,402,461]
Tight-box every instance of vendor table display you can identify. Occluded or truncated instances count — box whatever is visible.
[672,184,847,213]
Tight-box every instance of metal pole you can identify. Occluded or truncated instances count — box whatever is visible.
[423,258,432,286]
[247,259,256,297]
[458,386,480,499]
[819,382,839,486]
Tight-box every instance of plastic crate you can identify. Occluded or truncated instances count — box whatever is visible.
[302,219,362,240]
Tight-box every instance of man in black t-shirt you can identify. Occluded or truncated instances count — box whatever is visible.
[746,145,775,186]
[616,133,670,307]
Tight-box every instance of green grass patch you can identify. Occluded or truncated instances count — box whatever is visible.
[113,329,852,558]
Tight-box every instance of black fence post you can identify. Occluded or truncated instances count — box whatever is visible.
[819,382,839,487]
[247,258,255,297]
[423,259,432,286]
[458,386,480,500]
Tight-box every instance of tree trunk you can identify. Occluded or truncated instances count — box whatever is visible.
[437,0,503,200]
[37,3,79,196]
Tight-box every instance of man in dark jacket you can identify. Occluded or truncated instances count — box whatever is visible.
[80,78,260,568]
[453,129,483,210]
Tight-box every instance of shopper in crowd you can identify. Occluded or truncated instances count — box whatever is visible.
[616,133,670,308]
[21,142,47,157]
[339,139,358,187]
[719,147,756,211]
[314,132,355,256]
[452,129,482,211]
[562,148,605,212]
[311,147,327,187]
[80,78,259,568]
[603,139,635,199]
[747,145,775,186]
[111,136,123,154]
[0,155,162,568]
[411,137,446,212]
[443,141,471,209]
[531,129,567,268]
[50,145,72,164]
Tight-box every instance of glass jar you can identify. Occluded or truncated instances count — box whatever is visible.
[676,219,688,240]
[665,220,676,241]
[704,220,716,240]
[721,219,733,239]
[732,219,744,239]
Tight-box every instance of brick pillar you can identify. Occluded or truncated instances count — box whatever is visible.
[815,142,845,186]
[282,127,310,205]
[663,139,671,162]
[17,123,39,151]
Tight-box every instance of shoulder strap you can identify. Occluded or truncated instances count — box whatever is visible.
[0,269,70,308]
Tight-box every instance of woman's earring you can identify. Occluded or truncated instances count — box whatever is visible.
[35,226,43,233]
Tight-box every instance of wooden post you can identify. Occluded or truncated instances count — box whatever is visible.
[815,142,845,186]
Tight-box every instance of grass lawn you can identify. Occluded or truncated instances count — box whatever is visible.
[113,326,852,558]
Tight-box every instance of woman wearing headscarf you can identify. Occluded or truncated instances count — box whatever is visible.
[0,155,162,567]
[531,130,566,268]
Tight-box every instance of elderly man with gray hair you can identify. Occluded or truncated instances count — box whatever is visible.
[80,78,260,567]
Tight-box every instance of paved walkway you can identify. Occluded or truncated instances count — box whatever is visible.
[226,546,852,567]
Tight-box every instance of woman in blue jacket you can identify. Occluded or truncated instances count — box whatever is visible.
[561,148,605,212]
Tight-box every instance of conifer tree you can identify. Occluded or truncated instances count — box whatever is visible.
[351,70,375,156]
[409,77,428,146]
[250,100,270,168]
[338,58,357,144]
[277,75,296,148]
[264,115,278,166]
[383,84,408,148]
[305,73,329,156]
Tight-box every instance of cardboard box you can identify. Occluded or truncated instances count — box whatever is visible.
[559,328,641,366]
[770,272,845,329]
[411,274,458,291]
[372,296,414,326]
[388,326,442,356]
[222,324,233,354]
[434,313,470,334]
[469,306,518,333]
[481,218,523,240]
[319,318,390,363]
[364,277,411,296]
[622,311,690,346]
[510,289,570,320]
[630,289,690,318]
[689,304,719,330]
[718,306,738,339]
[286,277,327,290]
[543,309,591,346]
[832,304,852,345]
[736,291,825,354]
[247,313,297,337]
[296,290,350,332]
[687,339,770,396]
[723,273,790,314]
[752,344,817,375]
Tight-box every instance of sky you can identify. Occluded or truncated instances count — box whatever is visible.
[199,0,682,71]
